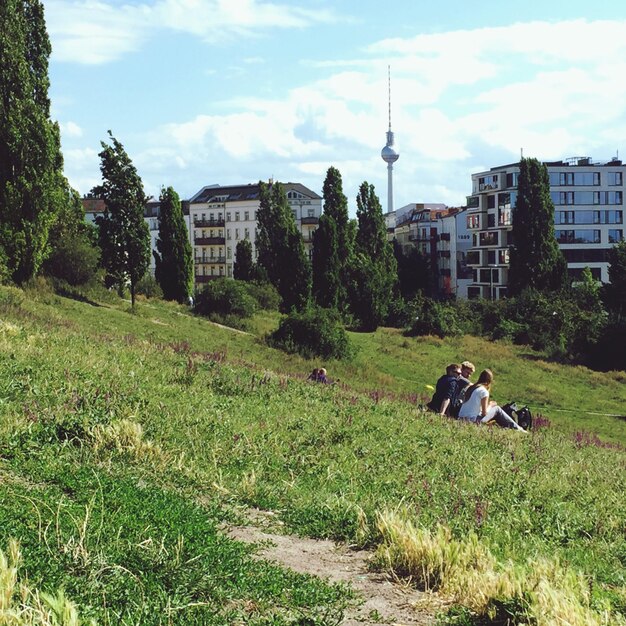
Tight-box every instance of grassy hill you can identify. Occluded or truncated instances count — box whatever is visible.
[0,283,624,625]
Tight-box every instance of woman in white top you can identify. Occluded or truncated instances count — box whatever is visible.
[458,369,526,432]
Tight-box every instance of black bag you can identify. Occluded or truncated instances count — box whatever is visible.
[502,402,533,430]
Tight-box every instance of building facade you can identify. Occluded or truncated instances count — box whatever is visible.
[385,203,472,297]
[466,157,625,299]
[188,182,321,290]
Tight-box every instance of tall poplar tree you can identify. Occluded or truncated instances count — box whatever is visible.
[153,186,193,303]
[256,181,311,312]
[234,239,255,281]
[0,0,66,283]
[312,166,353,311]
[508,157,567,295]
[94,132,150,308]
[349,182,397,330]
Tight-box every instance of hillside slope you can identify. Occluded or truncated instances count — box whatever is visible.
[0,286,624,625]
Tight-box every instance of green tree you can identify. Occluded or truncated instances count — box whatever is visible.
[0,0,67,283]
[392,239,433,300]
[153,186,192,303]
[604,238,626,320]
[349,182,397,330]
[312,167,353,311]
[43,184,100,285]
[508,157,568,295]
[256,181,311,312]
[94,132,150,308]
[234,239,255,281]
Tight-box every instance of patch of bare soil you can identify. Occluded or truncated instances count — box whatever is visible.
[224,511,443,626]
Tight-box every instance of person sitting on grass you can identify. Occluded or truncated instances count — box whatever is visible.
[427,363,461,416]
[458,369,527,432]
[307,368,320,381]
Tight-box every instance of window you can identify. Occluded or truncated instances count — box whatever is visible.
[498,249,510,264]
[226,212,231,221]
[556,211,575,225]
[607,172,623,186]
[555,229,601,244]
[244,211,249,220]
[235,212,240,221]
[553,171,600,186]
[487,251,496,264]
[227,247,232,259]
[308,209,315,217]
[467,215,480,229]
[594,191,623,205]
[506,172,519,188]
[487,195,495,209]
[487,214,496,227]
[244,228,250,240]
[235,228,239,240]
[479,231,498,246]
[609,229,624,243]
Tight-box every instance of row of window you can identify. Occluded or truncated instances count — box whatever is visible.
[548,171,622,187]
[550,191,623,205]
[555,210,623,225]
[555,229,623,244]
[471,228,623,248]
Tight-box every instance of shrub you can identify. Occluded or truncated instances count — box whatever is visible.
[195,278,257,319]
[405,295,462,338]
[244,281,281,311]
[135,274,163,299]
[42,231,100,286]
[267,306,354,360]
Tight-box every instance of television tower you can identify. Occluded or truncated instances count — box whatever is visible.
[381,66,399,213]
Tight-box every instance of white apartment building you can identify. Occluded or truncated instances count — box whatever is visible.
[466,157,625,299]
[188,182,322,289]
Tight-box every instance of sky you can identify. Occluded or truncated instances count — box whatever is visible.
[43,0,626,214]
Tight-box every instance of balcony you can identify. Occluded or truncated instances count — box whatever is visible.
[194,218,225,228]
[194,236,225,245]
[195,256,226,264]
[195,275,223,283]
[466,251,481,266]
[300,216,319,225]
[466,195,480,209]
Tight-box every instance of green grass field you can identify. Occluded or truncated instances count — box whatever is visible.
[0,283,624,625]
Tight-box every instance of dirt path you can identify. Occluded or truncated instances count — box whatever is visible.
[225,512,442,626]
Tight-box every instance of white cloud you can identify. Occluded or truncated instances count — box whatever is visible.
[54,14,626,207]
[60,121,83,138]
[44,0,340,64]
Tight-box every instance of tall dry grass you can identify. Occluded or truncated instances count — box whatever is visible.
[0,540,91,626]
[374,511,625,626]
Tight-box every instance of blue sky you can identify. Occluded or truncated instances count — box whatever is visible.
[44,0,626,214]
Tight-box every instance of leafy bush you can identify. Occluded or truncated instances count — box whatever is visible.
[406,295,462,338]
[195,278,257,319]
[244,281,281,311]
[267,306,354,360]
[135,274,163,299]
[42,231,100,286]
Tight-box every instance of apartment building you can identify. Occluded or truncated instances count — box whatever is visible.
[386,203,472,297]
[188,182,321,289]
[466,157,625,299]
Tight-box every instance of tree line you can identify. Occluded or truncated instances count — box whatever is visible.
[2,1,624,370]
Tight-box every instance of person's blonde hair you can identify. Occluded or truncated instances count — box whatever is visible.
[461,361,475,373]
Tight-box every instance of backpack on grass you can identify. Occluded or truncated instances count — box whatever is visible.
[501,402,533,430]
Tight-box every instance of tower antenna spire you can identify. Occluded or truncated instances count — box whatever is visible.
[381,65,399,213]
[388,64,392,131]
